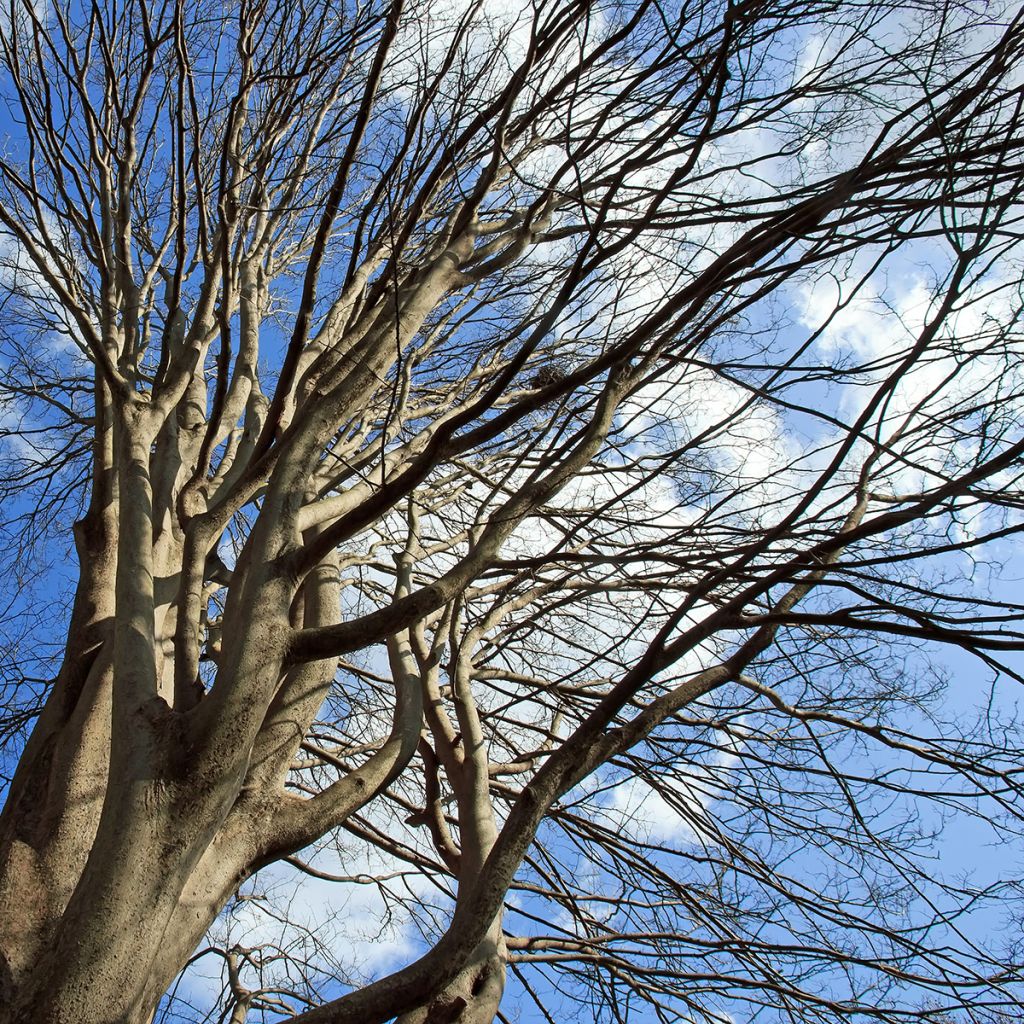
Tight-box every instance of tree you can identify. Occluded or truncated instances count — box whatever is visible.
[0,0,1023,1021]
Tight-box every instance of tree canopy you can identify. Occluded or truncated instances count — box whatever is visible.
[0,1,1023,1022]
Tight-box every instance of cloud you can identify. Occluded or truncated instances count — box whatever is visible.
[384,0,537,101]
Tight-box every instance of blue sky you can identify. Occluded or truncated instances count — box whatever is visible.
[2,2,1024,1022]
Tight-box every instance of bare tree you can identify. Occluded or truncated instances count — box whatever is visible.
[0,1,1023,1022]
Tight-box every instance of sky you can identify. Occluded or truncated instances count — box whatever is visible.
[1,1,1024,1022]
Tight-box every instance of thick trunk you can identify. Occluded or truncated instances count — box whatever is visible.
[0,748,264,1023]
[0,490,118,1006]
[0,500,342,1022]
[0,654,113,1006]
[395,927,507,1024]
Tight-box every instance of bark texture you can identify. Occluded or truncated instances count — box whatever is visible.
[0,2,1022,1023]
